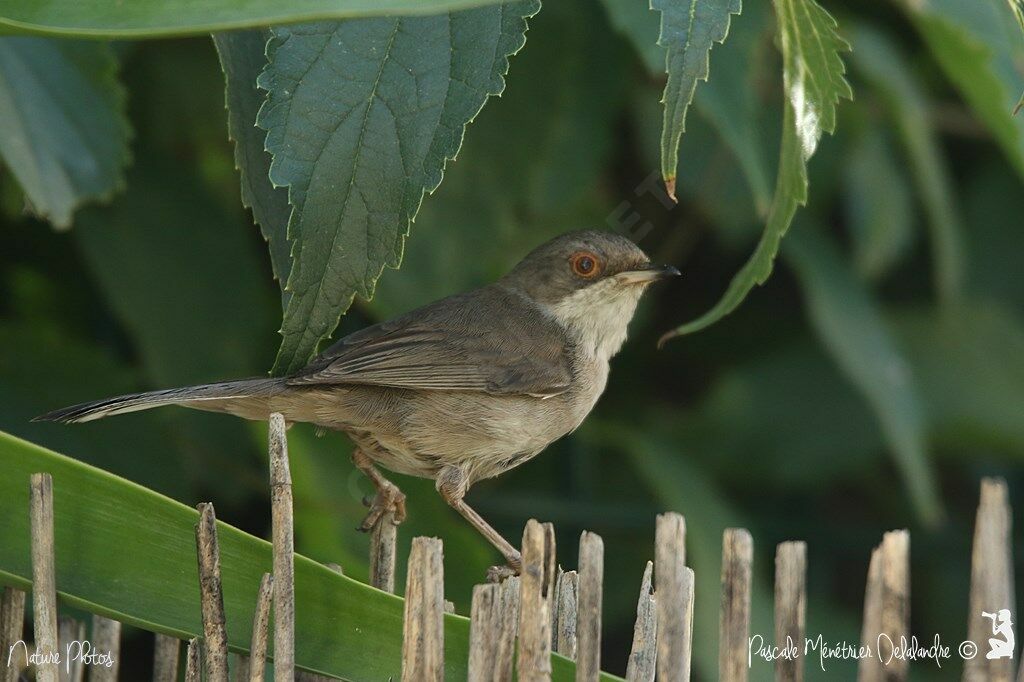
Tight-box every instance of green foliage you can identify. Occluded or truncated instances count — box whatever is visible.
[0,39,129,227]
[785,227,940,525]
[903,0,1024,178]
[0,0,511,38]
[258,5,539,374]
[652,0,740,200]
[661,0,851,341]
[2,0,1024,678]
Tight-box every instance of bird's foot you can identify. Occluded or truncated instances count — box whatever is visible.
[485,550,523,582]
[357,480,406,531]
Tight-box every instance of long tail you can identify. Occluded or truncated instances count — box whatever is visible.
[34,377,285,424]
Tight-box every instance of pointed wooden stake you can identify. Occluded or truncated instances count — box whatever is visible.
[269,413,295,682]
[625,561,656,682]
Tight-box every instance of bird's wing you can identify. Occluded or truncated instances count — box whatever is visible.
[286,287,573,397]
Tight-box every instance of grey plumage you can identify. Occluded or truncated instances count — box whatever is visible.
[37,230,678,569]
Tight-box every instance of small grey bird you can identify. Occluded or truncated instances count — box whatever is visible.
[38,230,678,571]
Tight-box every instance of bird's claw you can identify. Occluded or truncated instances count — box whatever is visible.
[357,481,406,531]
[485,550,523,582]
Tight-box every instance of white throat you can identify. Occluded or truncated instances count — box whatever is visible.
[543,279,645,361]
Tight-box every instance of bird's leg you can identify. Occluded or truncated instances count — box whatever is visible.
[436,466,523,574]
[351,448,406,531]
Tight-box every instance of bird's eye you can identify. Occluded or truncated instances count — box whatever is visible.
[570,252,601,278]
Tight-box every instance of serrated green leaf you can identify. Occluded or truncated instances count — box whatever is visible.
[902,0,1024,177]
[0,0,515,39]
[260,4,540,375]
[785,227,942,526]
[213,31,292,304]
[843,123,914,282]
[652,0,741,200]
[0,431,613,681]
[0,38,129,228]
[847,23,964,301]
[660,0,850,342]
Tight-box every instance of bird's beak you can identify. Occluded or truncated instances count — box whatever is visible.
[615,263,681,285]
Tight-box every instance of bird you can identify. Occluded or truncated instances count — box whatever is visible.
[36,230,679,572]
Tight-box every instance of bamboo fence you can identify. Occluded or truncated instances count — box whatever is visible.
[0,414,1021,681]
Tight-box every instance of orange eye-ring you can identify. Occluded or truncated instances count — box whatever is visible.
[570,251,601,278]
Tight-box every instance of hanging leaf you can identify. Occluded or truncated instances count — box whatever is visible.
[259,3,540,375]
[785,227,942,526]
[213,31,292,301]
[660,0,850,343]
[0,38,130,228]
[652,0,741,201]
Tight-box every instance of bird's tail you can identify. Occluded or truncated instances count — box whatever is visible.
[34,377,285,424]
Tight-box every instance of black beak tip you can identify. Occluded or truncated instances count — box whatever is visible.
[662,265,681,278]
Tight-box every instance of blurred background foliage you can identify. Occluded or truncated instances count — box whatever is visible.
[2,0,1024,679]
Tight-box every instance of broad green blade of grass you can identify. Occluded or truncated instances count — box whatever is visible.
[0,431,617,681]
[0,0,509,39]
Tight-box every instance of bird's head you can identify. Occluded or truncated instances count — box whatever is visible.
[501,230,679,359]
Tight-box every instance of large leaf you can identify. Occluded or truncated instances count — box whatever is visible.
[0,0,513,39]
[370,0,626,317]
[259,4,540,375]
[0,38,129,228]
[652,0,741,200]
[901,0,1024,180]
[0,431,612,681]
[784,228,941,526]
[847,23,964,301]
[213,31,292,301]
[660,0,851,342]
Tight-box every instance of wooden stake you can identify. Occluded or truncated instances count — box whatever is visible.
[152,634,181,682]
[857,530,909,682]
[370,514,397,593]
[496,575,521,680]
[518,520,556,682]
[965,478,1014,682]
[719,528,753,682]
[57,617,84,682]
[554,571,578,659]
[549,566,563,651]
[90,616,121,682]
[625,561,656,682]
[184,638,201,682]
[774,542,806,682]
[469,584,501,681]
[655,512,692,682]
[195,502,229,682]
[401,537,444,682]
[30,472,58,682]
[1,587,27,682]
[576,531,603,680]
[248,573,274,682]
[269,413,295,682]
